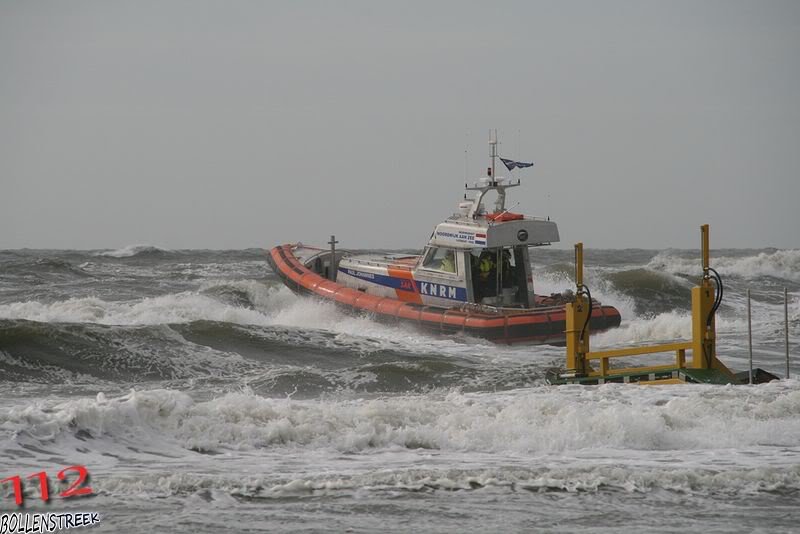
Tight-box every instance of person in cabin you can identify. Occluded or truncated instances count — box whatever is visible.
[440,250,456,273]
[472,249,497,301]
[500,248,513,288]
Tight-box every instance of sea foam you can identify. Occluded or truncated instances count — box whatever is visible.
[648,249,800,282]
[94,244,170,258]
[5,382,799,456]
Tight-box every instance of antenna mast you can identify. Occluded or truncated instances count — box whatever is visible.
[489,129,498,181]
[465,130,520,218]
[464,146,468,183]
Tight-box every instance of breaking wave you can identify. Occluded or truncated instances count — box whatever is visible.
[0,282,539,360]
[648,249,800,282]
[94,244,170,258]
[591,310,748,349]
[4,382,799,469]
[602,268,692,315]
[97,464,800,499]
[0,282,275,326]
[0,315,545,393]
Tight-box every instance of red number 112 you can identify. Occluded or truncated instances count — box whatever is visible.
[1,466,92,506]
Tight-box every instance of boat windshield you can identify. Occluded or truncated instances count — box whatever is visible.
[422,247,457,274]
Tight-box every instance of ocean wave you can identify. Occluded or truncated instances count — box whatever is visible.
[5,382,799,456]
[0,320,254,382]
[0,282,336,330]
[603,268,691,308]
[0,283,421,352]
[94,244,170,258]
[243,359,486,396]
[590,310,748,349]
[0,317,539,393]
[532,269,639,321]
[0,283,546,375]
[0,257,92,279]
[95,463,800,499]
[0,289,271,326]
[648,249,800,282]
[34,258,93,277]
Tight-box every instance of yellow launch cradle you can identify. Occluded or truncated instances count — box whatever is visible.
[550,225,775,385]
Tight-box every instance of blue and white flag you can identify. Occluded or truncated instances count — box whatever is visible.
[499,157,534,171]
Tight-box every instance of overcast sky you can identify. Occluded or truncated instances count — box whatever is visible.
[2,1,798,250]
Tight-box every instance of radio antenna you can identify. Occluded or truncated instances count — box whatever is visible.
[464,145,468,183]
[489,129,498,181]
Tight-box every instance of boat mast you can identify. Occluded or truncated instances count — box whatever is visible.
[465,130,519,218]
[489,129,497,183]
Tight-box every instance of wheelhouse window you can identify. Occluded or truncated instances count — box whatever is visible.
[422,247,457,274]
[470,245,529,307]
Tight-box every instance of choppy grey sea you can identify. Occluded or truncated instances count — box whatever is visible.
[1,245,798,532]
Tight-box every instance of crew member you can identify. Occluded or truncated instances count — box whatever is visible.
[500,249,513,288]
[479,252,495,282]
[473,249,497,301]
[441,250,456,273]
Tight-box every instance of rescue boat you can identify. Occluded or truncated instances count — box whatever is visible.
[267,134,622,344]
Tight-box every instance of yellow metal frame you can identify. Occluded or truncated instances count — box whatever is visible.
[586,342,690,377]
[563,225,735,383]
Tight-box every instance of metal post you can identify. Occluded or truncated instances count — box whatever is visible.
[328,235,338,281]
[496,248,502,304]
[692,225,717,370]
[747,289,753,385]
[701,224,710,273]
[786,287,791,379]
[565,242,590,377]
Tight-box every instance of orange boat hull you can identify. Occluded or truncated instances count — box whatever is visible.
[268,244,621,345]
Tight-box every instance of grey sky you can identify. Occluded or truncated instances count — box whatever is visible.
[2,1,798,250]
